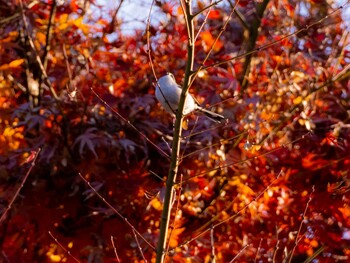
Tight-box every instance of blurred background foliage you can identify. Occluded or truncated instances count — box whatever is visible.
[0,0,349,262]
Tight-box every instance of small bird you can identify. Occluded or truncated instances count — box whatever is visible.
[155,73,225,122]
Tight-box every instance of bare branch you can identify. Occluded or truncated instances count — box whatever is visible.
[210,226,216,261]
[48,231,81,263]
[156,1,197,262]
[229,244,250,262]
[110,236,121,262]
[42,0,56,70]
[240,0,270,93]
[189,0,240,88]
[287,186,315,263]
[192,0,223,18]
[0,148,41,224]
[180,133,310,184]
[79,173,155,251]
[171,170,283,253]
[133,229,148,262]
[19,0,59,102]
[90,87,169,159]
[201,3,348,71]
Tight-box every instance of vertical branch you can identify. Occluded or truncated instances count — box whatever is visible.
[19,0,59,101]
[38,0,56,105]
[155,0,196,262]
[42,0,56,70]
[239,0,270,93]
[165,174,183,254]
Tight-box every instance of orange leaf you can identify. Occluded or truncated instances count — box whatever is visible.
[70,0,79,12]
[302,153,328,170]
[168,227,185,248]
[9,59,25,68]
[200,31,223,52]
[208,10,221,19]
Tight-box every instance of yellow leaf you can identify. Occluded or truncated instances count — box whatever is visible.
[168,227,185,247]
[58,22,69,31]
[48,254,61,262]
[293,96,303,105]
[73,17,89,35]
[58,13,69,31]
[150,198,162,211]
[9,59,25,68]
[73,16,83,27]
[36,32,46,45]
[59,13,69,23]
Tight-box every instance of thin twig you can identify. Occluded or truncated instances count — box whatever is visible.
[133,229,148,262]
[227,0,249,30]
[0,148,41,224]
[149,170,166,182]
[193,0,223,18]
[180,116,199,161]
[272,240,280,263]
[110,236,121,262]
[287,185,315,263]
[272,225,281,263]
[210,226,216,261]
[146,0,179,115]
[194,0,214,41]
[181,118,232,139]
[110,0,124,30]
[48,231,81,263]
[79,173,155,250]
[171,170,282,252]
[181,130,248,160]
[146,0,157,82]
[189,0,240,89]
[90,88,169,159]
[254,238,263,263]
[180,133,310,184]
[62,43,79,101]
[229,244,250,262]
[201,2,348,71]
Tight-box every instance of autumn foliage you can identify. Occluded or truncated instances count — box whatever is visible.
[0,0,349,262]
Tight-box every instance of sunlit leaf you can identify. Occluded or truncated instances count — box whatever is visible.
[208,10,221,19]
[200,31,223,52]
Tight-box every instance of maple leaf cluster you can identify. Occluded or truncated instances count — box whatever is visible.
[0,0,349,262]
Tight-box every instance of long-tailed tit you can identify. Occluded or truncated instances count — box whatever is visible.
[155,73,225,122]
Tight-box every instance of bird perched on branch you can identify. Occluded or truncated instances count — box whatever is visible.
[155,73,225,123]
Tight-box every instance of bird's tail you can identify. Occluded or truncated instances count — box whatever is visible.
[197,107,225,123]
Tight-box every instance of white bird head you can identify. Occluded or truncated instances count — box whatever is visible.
[158,73,177,87]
